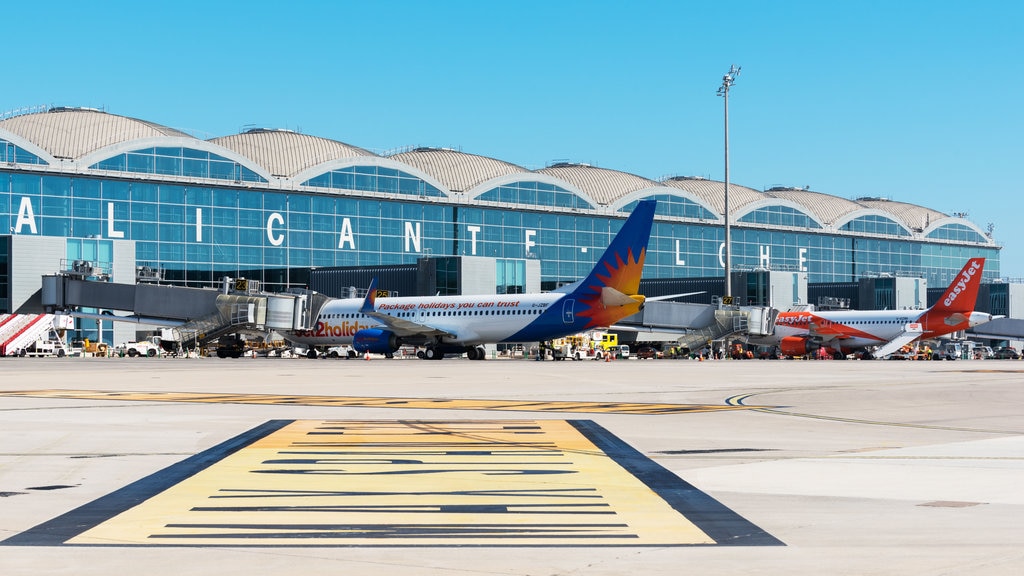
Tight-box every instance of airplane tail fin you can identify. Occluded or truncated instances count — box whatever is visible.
[918,258,985,330]
[930,258,985,314]
[568,200,656,327]
[359,278,379,314]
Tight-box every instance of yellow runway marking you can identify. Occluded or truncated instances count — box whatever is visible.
[1,389,766,415]
[6,420,781,547]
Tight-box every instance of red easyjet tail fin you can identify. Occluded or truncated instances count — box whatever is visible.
[918,258,985,337]
[929,258,985,315]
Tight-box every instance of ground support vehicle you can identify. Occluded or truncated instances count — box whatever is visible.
[993,347,1020,359]
[124,340,160,357]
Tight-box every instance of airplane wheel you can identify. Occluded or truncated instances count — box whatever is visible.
[466,347,478,360]
[475,346,487,360]
[306,349,317,359]
[424,348,436,360]
[416,350,425,359]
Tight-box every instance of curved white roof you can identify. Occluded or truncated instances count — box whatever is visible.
[211,129,377,178]
[1,107,977,240]
[660,177,764,215]
[763,187,863,225]
[388,148,529,193]
[535,163,657,206]
[0,107,191,160]
[854,197,948,231]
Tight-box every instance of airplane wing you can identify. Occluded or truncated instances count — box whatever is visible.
[646,291,705,301]
[806,320,852,344]
[358,279,454,339]
[870,323,925,358]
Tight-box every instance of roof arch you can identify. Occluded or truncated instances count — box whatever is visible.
[923,218,993,244]
[210,129,377,178]
[609,187,720,221]
[0,128,57,165]
[388,148,530,194]
[0,107,191,160]
[465,172,598,209]
[292,156,452,199]
[76,136,275,183]
[733,197,825,228]
[659,176,764,216]
[832,208,914,236]
[854,197,947,232]
[763,187,862,225]
[534,163,657,206]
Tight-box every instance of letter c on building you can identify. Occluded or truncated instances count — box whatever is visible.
[267,212,285,246]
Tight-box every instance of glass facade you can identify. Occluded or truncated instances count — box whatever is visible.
[303,166,445,198]
[739,205,821,229]
[841,214,910,236]
[621,195,716,220]
[927,223,988,243]
[0,165,1001,294]
[91,147,267,183]
[476,181,593,210]
[1,138,46,165]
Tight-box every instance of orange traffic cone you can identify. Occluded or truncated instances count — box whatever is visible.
[364,351,370,360]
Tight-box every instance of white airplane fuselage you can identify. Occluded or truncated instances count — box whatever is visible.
[286,292,562,348]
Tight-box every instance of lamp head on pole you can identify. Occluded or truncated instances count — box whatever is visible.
[717,65,741,96]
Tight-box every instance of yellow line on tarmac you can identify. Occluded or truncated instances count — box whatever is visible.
[1,390,767,415]
[66,420,710,546]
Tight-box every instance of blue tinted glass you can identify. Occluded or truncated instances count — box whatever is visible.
[159,185,185,204]
[305,173,330,187]
[126,153,154,173]
[209,160,234,180]
[1,139,46,165]
[92,155,126,171]
[132,183,158,202]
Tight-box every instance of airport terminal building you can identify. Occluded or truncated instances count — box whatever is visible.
[0,107,1005,343]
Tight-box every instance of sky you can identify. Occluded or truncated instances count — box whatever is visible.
[4,0,1022,277]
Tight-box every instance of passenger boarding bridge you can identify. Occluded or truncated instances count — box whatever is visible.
[40,263,328,353]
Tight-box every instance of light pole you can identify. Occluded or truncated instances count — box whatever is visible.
[717,64,740,301]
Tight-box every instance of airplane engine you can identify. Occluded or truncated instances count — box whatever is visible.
[353,328,401,354]
[779,336,819,357]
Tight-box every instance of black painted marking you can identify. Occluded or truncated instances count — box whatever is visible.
[3,420,783,547]
[2,420,290,546]
[570,420,783,546]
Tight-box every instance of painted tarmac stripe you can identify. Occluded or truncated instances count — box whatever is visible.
[0,390,764,414]
[3,420,781,547]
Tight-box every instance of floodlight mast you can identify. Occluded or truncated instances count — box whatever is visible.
[717,64,740,301]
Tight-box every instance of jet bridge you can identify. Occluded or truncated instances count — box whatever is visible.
[613,300,777,350]
[40,270,325,350]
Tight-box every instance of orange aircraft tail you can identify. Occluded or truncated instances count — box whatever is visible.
[919,258,985,333]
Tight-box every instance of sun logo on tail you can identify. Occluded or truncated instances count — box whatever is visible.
[575,246,647,328]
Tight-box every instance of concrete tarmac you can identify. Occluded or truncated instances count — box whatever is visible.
[1,355,1022,575]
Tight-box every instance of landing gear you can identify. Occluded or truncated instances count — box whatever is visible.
[423,347,443,360]
[306,348,317,359]
[465,346,487,360]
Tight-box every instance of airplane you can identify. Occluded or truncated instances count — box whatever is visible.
[749,257,1000,359]
[283,199,657,359]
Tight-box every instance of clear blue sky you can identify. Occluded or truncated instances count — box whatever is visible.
[5,0,1022,277]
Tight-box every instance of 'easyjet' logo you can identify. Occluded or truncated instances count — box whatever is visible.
[943,261,982,307]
